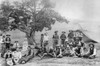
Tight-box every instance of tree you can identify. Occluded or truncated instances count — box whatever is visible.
[0,0,68,45]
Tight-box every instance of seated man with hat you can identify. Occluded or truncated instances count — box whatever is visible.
[11,41,20,51]
[75,41,85,57]
[83,42,96,59]
[54,44,63,58]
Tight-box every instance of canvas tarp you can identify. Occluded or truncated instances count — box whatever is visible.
[80,23,100,43]
[67,22,100,43]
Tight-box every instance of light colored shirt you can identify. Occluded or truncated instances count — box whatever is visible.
[86,48,97,56]
[74,32,83,37]
[92,48,96,56]
[65,38,68,42]
[70,47,75,55]
[13,43,20,48]
[12,51,22,59]
[22,41,28,51]
[43,35,49,42]
[6,58,13,66]
[80,47,85,56]
[0,39,3,44]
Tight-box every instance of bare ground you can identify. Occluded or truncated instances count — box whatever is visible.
[15,49,100,66]
[16,56,100,66]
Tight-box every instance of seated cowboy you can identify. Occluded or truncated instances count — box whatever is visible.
[4,50,13,59]
[83,43,96,59]
[6,58,14,66]
[40,46,56,59]
[75,41,85,57]
[54,45,63,58]
[68,39,74,47]
[64,39,75,57]
[19,45,34,64]
[12,48,22,65]
[48,46,56,57]
[4,50,14,66]
[11,41,20,51]
[62,44,72,56]
[69,45,75,57]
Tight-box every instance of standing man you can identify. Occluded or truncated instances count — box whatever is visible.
[43,33,49,52]
[40,33,49,59]
[52,31,59,50]
[60,31,66,46]
[68,30,74,40]
[1,35,6,58]
[5,34,11,50]
[22,39,28,53]
[40,34,44,48]
[0,35,6,49]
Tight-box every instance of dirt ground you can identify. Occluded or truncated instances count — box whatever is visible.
[16,55,100,66]
[15,48,100,66]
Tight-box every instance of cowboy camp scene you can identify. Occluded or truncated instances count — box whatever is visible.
[0,0,100,66]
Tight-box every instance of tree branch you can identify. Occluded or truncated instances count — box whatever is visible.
[17,26,26,33]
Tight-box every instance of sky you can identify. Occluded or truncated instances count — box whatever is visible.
[52,0,100,22]
[0,0,100,22]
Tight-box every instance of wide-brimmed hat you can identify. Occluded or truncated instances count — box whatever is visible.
[41,34,44,36]
[62,31,66,33]
[89,42,94,47]
[15,41,18,42]
[69,30,73,32]
[6,34,11,36]
[55,31,58,33]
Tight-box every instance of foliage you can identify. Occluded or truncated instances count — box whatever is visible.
[0,0,68,33]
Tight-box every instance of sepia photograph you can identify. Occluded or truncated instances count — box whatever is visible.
[0,0,100,66]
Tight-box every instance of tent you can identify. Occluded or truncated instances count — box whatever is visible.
[76,30,97,43]
[67,22,100,43]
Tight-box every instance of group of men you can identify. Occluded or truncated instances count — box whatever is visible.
[0,34,23,66]
[40,30,97,59]
[0,30,97,66]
